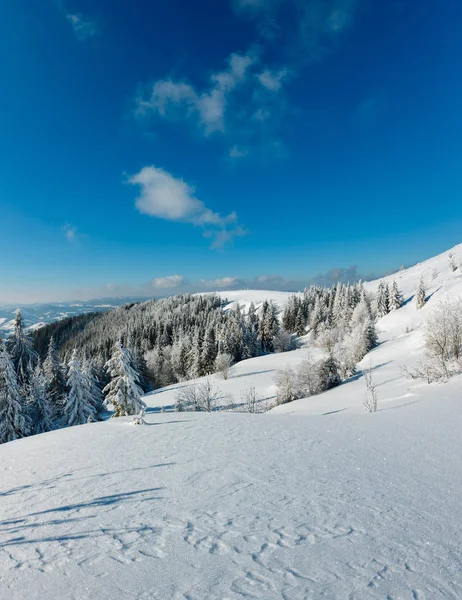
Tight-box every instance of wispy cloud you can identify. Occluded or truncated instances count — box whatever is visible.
[136,51,258,136]
[129,165,247,248]
[135,48,290,158]
[65,13,97,40]
[62,223,81,243]
[233,0,358,60]
[54,1,97,40]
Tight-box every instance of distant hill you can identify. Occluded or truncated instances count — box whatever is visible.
[0,297,152,334]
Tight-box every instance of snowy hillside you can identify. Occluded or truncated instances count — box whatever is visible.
[1,244,462,598]
[1,388,461,599]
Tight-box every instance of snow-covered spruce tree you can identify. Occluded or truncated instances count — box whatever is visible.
[129,346,152,393]
[170,340,190,381]
[7,308,38,391]
[189,329,205,379]
[82,358,105,419]
[103,342,146,417]
[64,350,95,426]
[0,342,29,443]
[376,283,390,318]
[316,354,341,392]
[201,325,218,375]
[43,336,67,421]
[28,366,54,435]
[390,280,403,311]
[416,277,426,310]
[258,300,271,352]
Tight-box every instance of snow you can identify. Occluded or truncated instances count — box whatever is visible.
[216,290,296,314]
[1,395,461,599]
[1,244,462,598]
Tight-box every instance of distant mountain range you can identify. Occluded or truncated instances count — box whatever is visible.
[0,297,152,334]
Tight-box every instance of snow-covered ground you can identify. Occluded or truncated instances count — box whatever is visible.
[1,244,462,598]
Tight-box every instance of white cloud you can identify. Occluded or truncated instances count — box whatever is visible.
[257,68,288,91]
[201,277,242,289]
[137,51,257,136]
[228,145,249,159]
[129,165,246,248]
[152,275,185,289]
[63,223,80,242]
[65,13,97,40]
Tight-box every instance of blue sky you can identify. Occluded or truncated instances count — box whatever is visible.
[1,0,461,302]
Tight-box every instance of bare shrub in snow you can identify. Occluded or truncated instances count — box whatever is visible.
[214,352,234,380]
[363,363,378,413]
[174,384,200,412]
[241,386,259,413]
[174,379,223,412]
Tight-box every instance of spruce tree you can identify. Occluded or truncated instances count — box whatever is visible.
[317,354,341,392]
[64,350,95,426]
[376,283,390,318]
[7,308,38,391]
[390,280,403,311]
[0,342,29,443]
[43,336,67,420]
[29,366,54,435]
[201,326,217,374]
[416,277,426,310]
[103,342,146,417]
[82,358,105,419]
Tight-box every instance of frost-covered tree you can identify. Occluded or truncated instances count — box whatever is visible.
[275,366,299,405]
[0,342,29,443]
[7,308,38,391]
[416,278,426,310]
[389,281,403,311]
[104,342,145,417]
[317,354,341,392]
[189,329,205,378]
[170,340,190,381]
[376,283,390,318]
[215,352,234,380]
[201,326,218,374]
[43,336,67,420]
[273,327,295,353]
[82,358,105,419]
[64,350,95,426]
[29,366,54,435]
[296,353,319,398]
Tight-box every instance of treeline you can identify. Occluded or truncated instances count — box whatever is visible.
[0,280,406,441]
[34,294,283,390]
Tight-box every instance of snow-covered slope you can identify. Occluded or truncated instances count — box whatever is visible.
[1,244,462,599]
[1,391,461,599]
